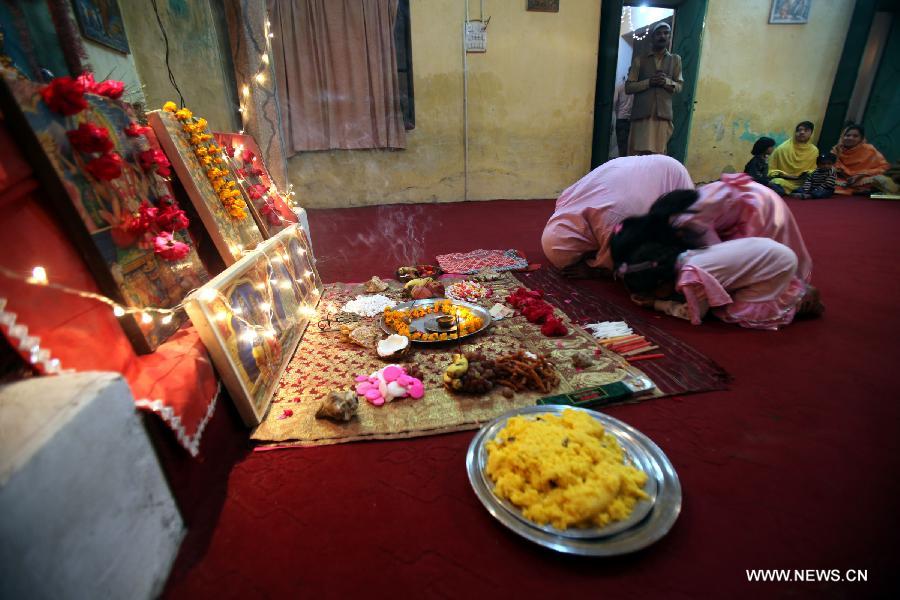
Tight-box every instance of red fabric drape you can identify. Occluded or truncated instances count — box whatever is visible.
[0,116,218,456]
[269,0,407,153]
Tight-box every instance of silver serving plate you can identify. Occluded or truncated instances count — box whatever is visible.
[476,417,658,539]
[377,298,492,343]
[466,405,681,556]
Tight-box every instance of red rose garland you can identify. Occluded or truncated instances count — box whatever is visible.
[506,287,569,337]
[84,152,124,181]
[66,122,113,154]
[39,73,192,262]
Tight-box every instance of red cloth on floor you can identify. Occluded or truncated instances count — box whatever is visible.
[0,116,217,456]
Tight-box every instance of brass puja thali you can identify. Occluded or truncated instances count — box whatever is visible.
[466,405,681,556]
[379,299,492,343]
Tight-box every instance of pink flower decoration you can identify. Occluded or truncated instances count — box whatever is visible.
[75,72,96,91]
[153,232,190,261]
[276,409,294,420]
[124,122,151,137]
[93,79,125,99]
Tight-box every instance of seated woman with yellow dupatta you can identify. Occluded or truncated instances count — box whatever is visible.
[769,121,819,194]
[831,124,890,195]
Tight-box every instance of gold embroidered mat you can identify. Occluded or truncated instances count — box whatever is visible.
[251,274,659,447]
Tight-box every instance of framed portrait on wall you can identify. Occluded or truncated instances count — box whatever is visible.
[0,70,209,354]
[184,224,324,426]
[769,0,811,24]
[71,0,131,54]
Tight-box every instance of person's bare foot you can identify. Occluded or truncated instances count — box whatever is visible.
[796,285,825,318]
[559,260,611,280]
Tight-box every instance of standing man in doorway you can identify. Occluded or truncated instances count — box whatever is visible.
[625,21,683,156]
[612,75,633,157]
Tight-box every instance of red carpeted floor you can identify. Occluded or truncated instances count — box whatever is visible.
[162,196,900,599]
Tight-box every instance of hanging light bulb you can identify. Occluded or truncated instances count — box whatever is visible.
[161,314,174,325]
[113,305,126,317]
[141,312,153,324]
[30,266,48,285]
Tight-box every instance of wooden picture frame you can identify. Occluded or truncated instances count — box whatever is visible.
[768,0,811,24]
[214,132,298,238]
[527,0,559,12]
[184,224,324,426]
[70,0,131,54]
[148,110,264,266]
[0,72,209,354]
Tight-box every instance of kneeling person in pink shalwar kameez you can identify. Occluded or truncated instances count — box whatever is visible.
[540,155,694,278]
[611,195,823,330]
[678,173,813,282]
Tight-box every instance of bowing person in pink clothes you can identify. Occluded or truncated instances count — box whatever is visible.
[678,172,813,282]
[611,192,823,330]
[540,155,695,278]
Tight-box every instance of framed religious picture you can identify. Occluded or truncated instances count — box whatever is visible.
[769,0,811,24]
[184,224,324,426]
[526,0,559,12]
[70,0,131,54]
[0,69,210,354]
[149,107,264,266]
[214,132,298,238]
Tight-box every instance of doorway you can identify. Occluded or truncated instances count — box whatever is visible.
[609,6,675,160]
[591,0,708,168]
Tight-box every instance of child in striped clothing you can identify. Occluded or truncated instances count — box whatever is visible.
[792,153,836,199]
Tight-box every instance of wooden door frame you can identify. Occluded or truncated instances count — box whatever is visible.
[590,0,708,168]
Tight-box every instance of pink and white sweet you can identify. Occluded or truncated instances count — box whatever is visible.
[354,365,425,406]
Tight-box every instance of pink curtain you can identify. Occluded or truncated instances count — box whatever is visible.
[269,0,407,153]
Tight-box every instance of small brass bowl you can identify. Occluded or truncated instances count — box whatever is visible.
[436,315,455,329]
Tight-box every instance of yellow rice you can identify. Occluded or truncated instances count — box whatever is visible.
[485,409,649,530]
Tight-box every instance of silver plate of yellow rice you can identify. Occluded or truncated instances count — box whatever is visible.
[466,405,681,556]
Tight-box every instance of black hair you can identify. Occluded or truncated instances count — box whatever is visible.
[751,137,776,156]
[796,121,814,132]
[610,190,706,295]
[844,124,865,138]
[817,152,837,164]
[620,242,684,295]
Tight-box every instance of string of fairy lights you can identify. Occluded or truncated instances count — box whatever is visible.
[621,6,651,41]
[0,241,322,343]
[234,17,299,210]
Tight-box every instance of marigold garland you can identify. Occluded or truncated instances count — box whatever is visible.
[163,101,248,221]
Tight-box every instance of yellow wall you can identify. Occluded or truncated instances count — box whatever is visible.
[119,0,238,132]
[289,0,602,208]
[685,0,854,181]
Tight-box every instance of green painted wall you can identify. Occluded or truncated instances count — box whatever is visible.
[863,16,900,162]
